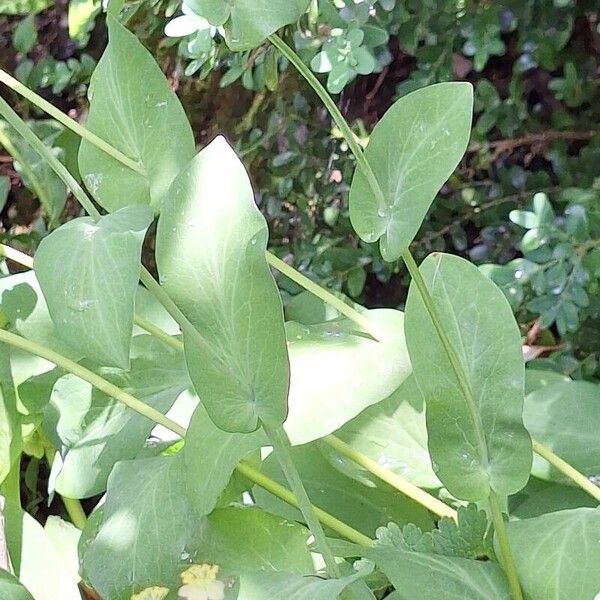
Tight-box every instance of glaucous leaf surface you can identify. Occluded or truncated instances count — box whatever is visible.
[238,566,372,600]
[523,380,600,482]
[0,571,34,600]
[188,0,310,50]
[284,309,411,445]
[183,404,266,517]
[156,136,289,433]
[81,454,191,599]
[188,507,313,574]
[507,507,600,599]
[405,253,532,501]
[254,444,433,537]
[34,205,152,369]
[364,547,510,600]
[78,15,195,212]
[349,83,473,261]
[333,375,439,488]
[46,335,189,498]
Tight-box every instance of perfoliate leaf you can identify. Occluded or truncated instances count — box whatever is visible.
[405,253,532,501]
[349,83,473,261]
[78,15,195,213]
[34,205,152,369]
[156,136,289,433]
[189,0,310,51]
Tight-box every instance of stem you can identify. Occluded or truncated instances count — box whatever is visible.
[324,435,457,521]
[0,96,101,221]
[0,69,144,176]
[264,424,341,577]
[0,244,33,268]
[268,34,387,213]
[132,313,183,353]
[0,328,186,437]
[265,252,380,340]
[532,440,600,502]
[488,492,523,600]
[235,460,372,546]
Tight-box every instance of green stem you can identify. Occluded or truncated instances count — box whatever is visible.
[0,328,186,437]
[532,440,600,502]
[263,424,341,577]
[0,96,101,221]
[265,252,380,340]
[488,492,523,600]
[268,34,386,213]
[0,69,144,176]
[324,435,457,521]
[132,313,183,353]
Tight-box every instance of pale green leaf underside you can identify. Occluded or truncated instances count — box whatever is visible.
[405,253,532,501]
[34,205,152,369]
[284,308,411,445]
[156,136,289,433]
[78,15,195,213]
[507,507,600,599]
[524,380,600,482]
[0,570,34,600]
[349,82,473,261]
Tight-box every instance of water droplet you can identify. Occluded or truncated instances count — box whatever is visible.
[377,208,387,218]
[552,285,562,295]
[156,101,168,108]
[250,237,257,245]
[514,269,524,279]
[180,551,191,561]
[172,227,177,233]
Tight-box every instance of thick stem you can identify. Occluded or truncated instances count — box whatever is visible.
[0,96,101,221]
[0,69,144,175]
[264,424,341,577]
[324,435,457,520]
[488,492,523,600]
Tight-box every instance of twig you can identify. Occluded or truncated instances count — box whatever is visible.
[468,130,596,155]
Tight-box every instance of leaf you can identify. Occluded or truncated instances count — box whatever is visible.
[0,176,9,212]
[187,507,313,574]
[12,15,36,54]
[254,444,433,537]
[524,368,570,394]
[333,375,439,489]
[238,565,372,600]
[0,0,51,14]
[364,547,510,600]
[34,205,152,369]
[507,507,600,599]
[190,0,310,51]
[46,335,189,498]
[349,83,473,261]
[523,380,600,482]
[156,136,289,433]
[0,345,20,485]
[81,454,192,599]
[0,570,34,600]
[183,404,266,517]
[78,15,195,213]
[284,309,411,445]
[3,499,81,600]
[68,0,100,46]
[404,253,532,501]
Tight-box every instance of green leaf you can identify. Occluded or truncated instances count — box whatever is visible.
[0,345,20,485]
[0,0,51,14]
[349,83,473,261]
[34,205,152,369]
[334,375,439,488]
[364,547,510,600]
[404,253,532,501]
[12,15,37,53]
[183,404,266,517]
[78,15,195,213]
[284,309,411,445]
[0,571,34,600]
[524,368,570,395]
[68,0,100,47]
[507,507,600,599]
[46,335,189,498]
[188,507,313,574]
[190,0,310,51]
[523,380,600,482]
[238,565,372,600]
[0,176,9,212]
[156,136,289,433]
[254,443,433,537]
[81,454,192,599]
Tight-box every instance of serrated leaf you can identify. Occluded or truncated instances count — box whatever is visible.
[156,136,289,433]
[78,15,195,213]
[349,83,473,261]
[34,205,152,369]
[284,309,411,445]
[507,507,600,599]
[405,253,532,501]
